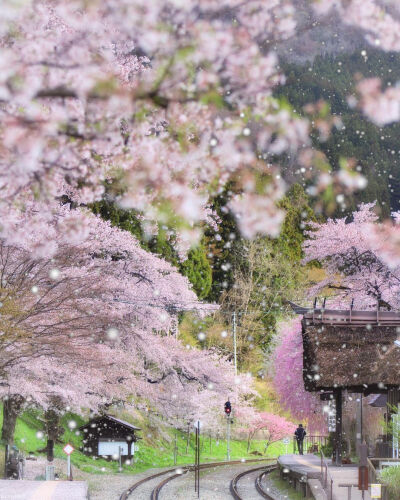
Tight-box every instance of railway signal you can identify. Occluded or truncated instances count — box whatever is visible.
[224,400,233,461]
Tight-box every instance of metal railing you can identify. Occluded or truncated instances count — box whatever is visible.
[367,458,390,500]
[320,449,334,500]
[293,435,328,454]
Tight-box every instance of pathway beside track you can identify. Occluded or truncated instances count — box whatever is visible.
[278,454,372,500]
[0,480,88,500]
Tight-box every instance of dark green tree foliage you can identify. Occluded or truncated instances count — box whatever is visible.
[277,184,316,261]
[222,185,315,354]
[276,50,400,216]
[91,199,212,299]
[204,187,242,302]
[180,246,212,299]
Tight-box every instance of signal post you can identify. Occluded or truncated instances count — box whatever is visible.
[224,400,233,461]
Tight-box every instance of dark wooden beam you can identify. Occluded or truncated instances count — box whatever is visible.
[334,388,342,466]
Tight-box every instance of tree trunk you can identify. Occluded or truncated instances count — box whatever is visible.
[44,408,62,462]
[247,432,252,453]
[1,395,24,445]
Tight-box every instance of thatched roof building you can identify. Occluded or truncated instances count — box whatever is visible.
[302,321,400,393]
[289,302,400,463]
[290,304,400,393]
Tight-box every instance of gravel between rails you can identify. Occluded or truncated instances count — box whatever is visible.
[88,467,175,500]
[158,462,275,500]
[24,457,287,500]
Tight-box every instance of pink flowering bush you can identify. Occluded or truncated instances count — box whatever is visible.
[273,318,325,433]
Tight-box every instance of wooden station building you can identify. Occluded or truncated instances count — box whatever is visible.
[290,302,400,464]
[79,414,141,460]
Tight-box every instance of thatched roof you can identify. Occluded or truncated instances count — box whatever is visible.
[302,319,400,392]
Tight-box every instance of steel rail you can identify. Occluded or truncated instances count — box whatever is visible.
[230,464,277,500]
[119,458,276,500]
[255,467,278,499]
[119,468,186,500]
[150,469,189,500]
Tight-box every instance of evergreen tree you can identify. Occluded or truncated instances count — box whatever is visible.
[91,199,212,299]
[180,245,212,300]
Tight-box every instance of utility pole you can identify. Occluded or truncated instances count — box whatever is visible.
[173,430,178,465]
[232,311,237,375]
[226,415,231,461]
[224,400,232,461]
[194,421,200,498]
[186,421,190,455]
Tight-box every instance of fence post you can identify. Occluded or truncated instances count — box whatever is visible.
[320,452,323,478]
[330,478,333,500]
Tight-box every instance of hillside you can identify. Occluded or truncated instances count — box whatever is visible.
[0,405,286,480]
[276,49,400,217]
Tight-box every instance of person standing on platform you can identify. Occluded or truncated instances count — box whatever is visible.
[294,424,306,455]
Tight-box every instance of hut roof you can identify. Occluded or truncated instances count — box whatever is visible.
[79,414,141,432]
[302,318,400,393]
[368,394,388,407]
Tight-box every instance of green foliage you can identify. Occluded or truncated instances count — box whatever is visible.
[204,184,242,301]
[91,199,212,298]
[321,433,334,459]
[380,466,400,500]
[219,184,315,358]
[180,245,212,299]
[270,469,305,500]
[91,200,146,245]
[277,184,316,261]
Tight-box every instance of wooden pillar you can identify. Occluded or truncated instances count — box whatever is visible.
[335,388,342,465]
[388,388,400,411]
[127,440,132,459]
[356,393,362,456]
[388,389,400,458]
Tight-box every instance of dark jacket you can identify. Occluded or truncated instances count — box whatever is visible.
[294,427,306,441]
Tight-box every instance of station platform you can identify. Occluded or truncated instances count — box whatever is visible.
[0,480,89,500]
[278,454,371,500]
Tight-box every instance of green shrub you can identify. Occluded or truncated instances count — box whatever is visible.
[379,465,400,500]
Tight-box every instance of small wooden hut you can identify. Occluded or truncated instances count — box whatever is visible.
[290,302,400,463]
[79,414,141,460]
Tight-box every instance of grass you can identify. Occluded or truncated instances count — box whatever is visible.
[269,469,305,500]
[379,466,400,500]
[0,405,287,476]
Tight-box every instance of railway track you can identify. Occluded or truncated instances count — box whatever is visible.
[119,457,276,500]
[230,463,277,500]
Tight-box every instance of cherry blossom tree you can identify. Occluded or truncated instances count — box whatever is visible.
[303,202,400,309]
[236,407,295,452]
[0,0,309,253]
[0,204,252,446]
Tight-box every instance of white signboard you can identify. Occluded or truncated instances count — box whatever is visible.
[98,440,129,456]
[63,444,74,455]
[282,438,290,445]
[371,484,381,499]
